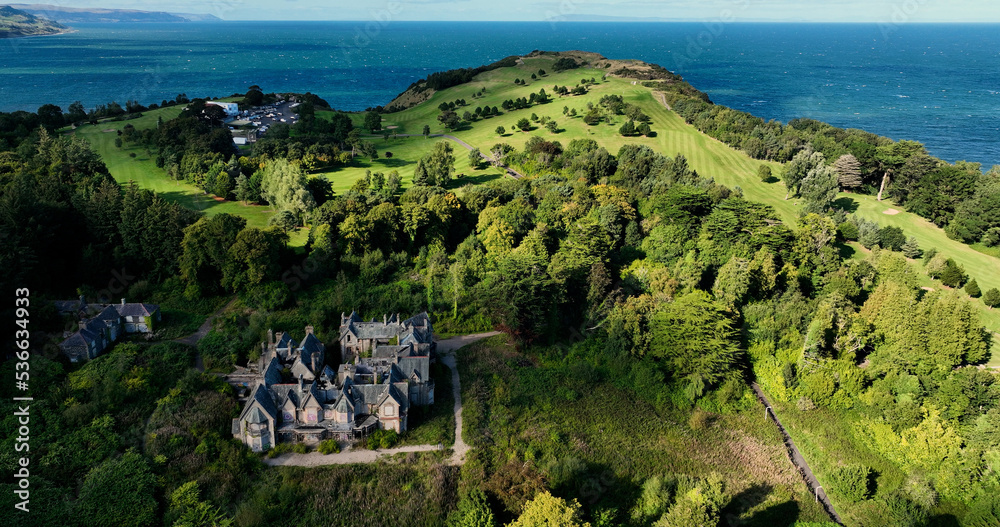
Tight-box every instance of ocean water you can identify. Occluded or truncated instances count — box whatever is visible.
[2,22,999,167]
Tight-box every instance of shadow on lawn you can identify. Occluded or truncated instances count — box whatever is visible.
[455,172,503,187]
[834,196,860,213]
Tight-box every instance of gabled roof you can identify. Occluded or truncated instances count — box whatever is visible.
[289,357,314,380]
[59,332,91,356]
[374,345,408,359]
[276,332,297,349]
[262,356,282,386]
[116,303,159,317]
[377,384,407,410]
[271,384,302,410]
[300,332,323,353]
[95,305,121,323]
[246,407,269,424]
[240,384,278,423]
[396,356,430,384]
[334,393,354,413]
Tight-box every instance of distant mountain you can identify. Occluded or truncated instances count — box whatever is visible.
[8,4,221,23]
[0,4,66,38]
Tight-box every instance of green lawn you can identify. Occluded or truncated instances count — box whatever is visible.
[71,55,1000,346]
[71,108,308,246]
[337,53,1000,354]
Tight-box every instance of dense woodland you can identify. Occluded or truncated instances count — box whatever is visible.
[0,58,999,527]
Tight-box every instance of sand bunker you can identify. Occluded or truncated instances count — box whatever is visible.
[883,208,901,215]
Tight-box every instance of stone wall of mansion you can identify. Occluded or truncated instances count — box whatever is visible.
[232,313,436,452]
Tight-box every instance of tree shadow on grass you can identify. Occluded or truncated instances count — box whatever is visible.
[722,483,775,523]
[834,196,860,213]
[454,172,503,187]
[371,157,413,169]
[836,241,857,261]
[734,497,801,527]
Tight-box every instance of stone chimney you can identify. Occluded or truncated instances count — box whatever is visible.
[311,353,317,375]
[121,298,126,306]
[383,314,387,325]
[298,374,303,391]
[78,321,87,331]
[275,331,284,347]
[267,329,274,346]
[305,325,314,336]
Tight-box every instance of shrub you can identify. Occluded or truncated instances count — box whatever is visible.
[365,429,399,449]
[318,439,340,454]
[266,443,292,458]
[317,439,340,455]
[966,278,982,298]
[758,165,772,182]
[879,226,906,251]
[830,465,872,502]
[292,443,310,454]
[688,408,709,430]
[837,222,859,241]
[939,260,967,288]
[983,288,1000,309]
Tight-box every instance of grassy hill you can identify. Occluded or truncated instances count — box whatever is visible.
[0,4,65,38]
[70,108,308,247]
[315,50,1000,345]
[78,50,1000,345]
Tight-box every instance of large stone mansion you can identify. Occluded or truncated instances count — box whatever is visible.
[232,312,436,452]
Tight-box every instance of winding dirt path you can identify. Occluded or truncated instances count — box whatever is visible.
[263,331,501,467]
[174,297,237,371]
[751,383,843,525]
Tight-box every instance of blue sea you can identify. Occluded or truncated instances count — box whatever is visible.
[2,22,999,167]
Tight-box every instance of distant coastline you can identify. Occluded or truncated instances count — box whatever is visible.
[3,26,74,38]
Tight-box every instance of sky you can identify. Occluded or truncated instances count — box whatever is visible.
[23,0,1000,22]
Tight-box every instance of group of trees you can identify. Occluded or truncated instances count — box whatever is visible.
[663,82,1000,250]
[0,128,198,296]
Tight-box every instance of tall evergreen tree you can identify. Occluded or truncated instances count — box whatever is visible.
[965,278,982,298]
[901,236,922,259]
[834,153,863,189]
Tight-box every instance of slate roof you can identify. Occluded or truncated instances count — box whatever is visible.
[276,332,297,349]
[262,357,282,386]
[270,381,322,411]
[240,384,278,422]
[334,393,354,413]
[289,357,314,380]
[54,300,85,315]
[116,303,159,317]
[397,356,430,383]
[300,332,323,353]
[340,312,434,344]
[374,345,409,359]
[95,305,121,323]
[59,333,90,358]
[246,407,269,424]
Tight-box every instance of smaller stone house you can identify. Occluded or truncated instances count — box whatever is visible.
[56,297,161,362]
